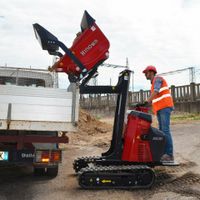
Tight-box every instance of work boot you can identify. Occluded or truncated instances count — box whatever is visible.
[160,154,174,162]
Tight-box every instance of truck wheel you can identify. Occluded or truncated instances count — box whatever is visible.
[34,167,46,176]
[46,166,58,177]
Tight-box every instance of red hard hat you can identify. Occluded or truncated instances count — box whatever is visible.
[143,65,157,74]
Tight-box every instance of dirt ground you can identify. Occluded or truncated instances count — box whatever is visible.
[0,110,200,200]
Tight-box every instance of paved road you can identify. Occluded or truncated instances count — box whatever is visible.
[0,122,200,200]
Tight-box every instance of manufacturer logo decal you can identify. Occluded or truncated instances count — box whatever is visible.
[80,39,98,56]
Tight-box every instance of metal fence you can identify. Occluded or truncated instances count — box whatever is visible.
[80,83,200,113]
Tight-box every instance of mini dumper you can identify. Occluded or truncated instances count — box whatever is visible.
[33,10,178,189]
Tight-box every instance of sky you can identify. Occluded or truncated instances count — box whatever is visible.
[0,0,200,90]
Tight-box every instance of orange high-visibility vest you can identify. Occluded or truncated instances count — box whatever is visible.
[151,76,174,114]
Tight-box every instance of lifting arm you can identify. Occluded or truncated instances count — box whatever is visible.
[80,70,131,159]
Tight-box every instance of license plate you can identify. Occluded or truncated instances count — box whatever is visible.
[0,151,9,161]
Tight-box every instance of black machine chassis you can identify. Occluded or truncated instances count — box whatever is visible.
[74,156,178,171]
[73,156,158,173]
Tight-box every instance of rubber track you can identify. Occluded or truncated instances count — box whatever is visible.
[78,165,155,189]
[73,156,100,173]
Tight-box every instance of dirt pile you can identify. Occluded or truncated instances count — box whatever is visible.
[78,109,111,135]
[68,109,112,147]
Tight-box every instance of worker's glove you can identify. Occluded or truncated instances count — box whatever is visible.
[135,101,149,107]
[143,101,149,106]
[134,102,144,107]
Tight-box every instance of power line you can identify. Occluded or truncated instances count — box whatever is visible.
[101,63,128,69]
[158,67,196,83]
[158,67,192,76]
[100,60,135,91]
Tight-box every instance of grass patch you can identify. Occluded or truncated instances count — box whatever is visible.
[171,113,200,121]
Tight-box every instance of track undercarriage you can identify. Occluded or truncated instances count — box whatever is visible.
[74,157,155,189]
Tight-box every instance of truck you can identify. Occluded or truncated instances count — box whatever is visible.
[0,66,79,177]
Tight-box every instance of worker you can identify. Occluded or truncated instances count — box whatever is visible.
[143,65,174,162]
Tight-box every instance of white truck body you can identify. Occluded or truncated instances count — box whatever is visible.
[0,85,79,132]
[0,67,79,132]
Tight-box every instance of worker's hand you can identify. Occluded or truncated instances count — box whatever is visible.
[143,101,149,106]
[135,102,148,107]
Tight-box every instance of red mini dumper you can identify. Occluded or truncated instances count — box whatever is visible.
[34,10,178,190]
[51,11,110,81]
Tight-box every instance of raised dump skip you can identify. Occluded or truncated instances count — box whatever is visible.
[55,11,110,76]
[33,10,110,83]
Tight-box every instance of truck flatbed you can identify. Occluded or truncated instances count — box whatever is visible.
[0,84,79,132]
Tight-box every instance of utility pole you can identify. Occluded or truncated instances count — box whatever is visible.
[101,58,134,91]
[189,67,195,83]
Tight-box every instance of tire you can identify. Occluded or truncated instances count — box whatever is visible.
[46,166,58,178]
[34,167,46,176]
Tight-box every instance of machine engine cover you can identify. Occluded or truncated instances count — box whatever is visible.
[122,111,165,163]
